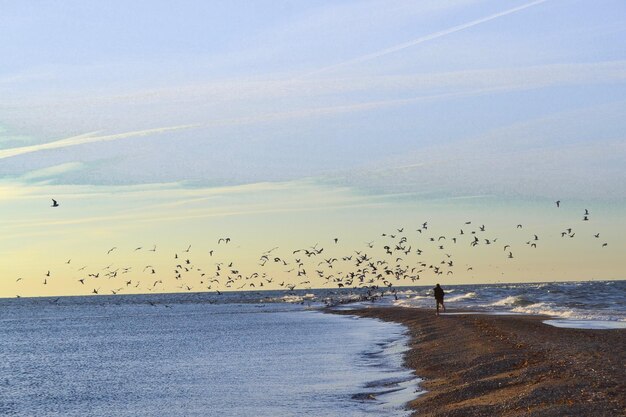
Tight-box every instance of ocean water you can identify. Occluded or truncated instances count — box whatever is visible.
[386,280,626,326]
[1,280,624,416]
[0,297,420,417]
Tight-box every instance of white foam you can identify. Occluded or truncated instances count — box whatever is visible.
[511,303,626,322]
[488,295,534,307]
[490,295,521,306]
[543,319,626,330]
[446,292,477,302]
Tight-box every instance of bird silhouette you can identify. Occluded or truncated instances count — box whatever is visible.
[51,199,59,207]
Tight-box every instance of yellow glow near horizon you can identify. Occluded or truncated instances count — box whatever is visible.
[1,179,624,298]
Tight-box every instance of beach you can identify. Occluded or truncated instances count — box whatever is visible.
[333,307,625,417]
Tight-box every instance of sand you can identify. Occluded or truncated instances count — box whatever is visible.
[332,307,625,417]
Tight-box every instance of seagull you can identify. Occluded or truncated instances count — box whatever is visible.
[107,247,117,254]
[555,200,560,208]
[51,199,59,207]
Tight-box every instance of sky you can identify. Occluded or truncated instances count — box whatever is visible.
[1,0,625,297]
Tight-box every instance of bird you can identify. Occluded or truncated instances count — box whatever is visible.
[107,247,117,255]
[555,200,560,207]
[51,199,59,207]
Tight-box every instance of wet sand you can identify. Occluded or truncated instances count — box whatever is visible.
[332,307,625,417]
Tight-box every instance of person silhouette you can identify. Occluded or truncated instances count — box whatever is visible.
[434,283,446,315]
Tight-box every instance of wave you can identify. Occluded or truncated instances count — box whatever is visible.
[510,302,626,322]
[489,295,534,307]
[394,290,420,296]
[263,294,316,303]
[446,292,477,302]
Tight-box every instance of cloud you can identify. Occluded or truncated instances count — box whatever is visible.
[20,162,85,181]
[302,0,551,77]
[0,178,388,233]
[0,124,198,160]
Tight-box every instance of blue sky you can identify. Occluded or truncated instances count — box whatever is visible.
[1,0,625,296]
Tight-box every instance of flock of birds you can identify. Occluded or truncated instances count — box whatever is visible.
[14,199,611,299]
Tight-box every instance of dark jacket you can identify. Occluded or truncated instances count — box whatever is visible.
[434,286,444,300]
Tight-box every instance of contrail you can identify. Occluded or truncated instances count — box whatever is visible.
[303,0,551,77]
[0,124,198,160]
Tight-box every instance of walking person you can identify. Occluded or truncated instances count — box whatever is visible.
[434,283,446,316]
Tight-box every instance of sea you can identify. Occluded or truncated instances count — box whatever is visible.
[1,280,624,416]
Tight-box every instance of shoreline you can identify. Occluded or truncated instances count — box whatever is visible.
[331,307,625,417]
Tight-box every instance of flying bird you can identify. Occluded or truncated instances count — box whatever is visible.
[51,199,59,207]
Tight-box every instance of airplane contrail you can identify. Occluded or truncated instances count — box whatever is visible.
[0,124,199,160]
[303,0,551,77]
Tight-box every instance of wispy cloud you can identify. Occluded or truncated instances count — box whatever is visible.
[20,162,85,181]
[0,178,386,232]
[0,124,198,160]
[302,0,551,77]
